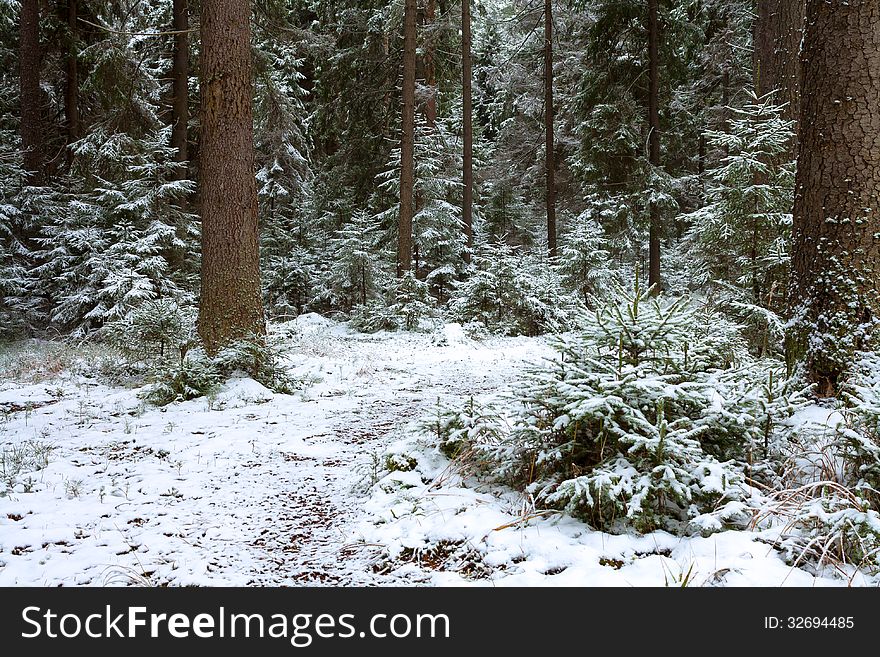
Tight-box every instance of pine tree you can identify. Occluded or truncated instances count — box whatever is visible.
[557,212,613,305]
[324,210,384,311]
[29,128,194,333]
[398,0,417,276]
[170,0,189,176]
[253,7,313,318]
[544,0,557,259]
[63,0,80,150]
[462,0,474,263]
[647,0,661,290]
[377,116,466,299]
[198,0,266,353]
[683,92,795,312]
[19,0,43,181]
[753,0,805,134]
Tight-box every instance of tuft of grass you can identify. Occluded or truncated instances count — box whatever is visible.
[0,439,55,492]
[0,339,120,384]
[662,560,697,587]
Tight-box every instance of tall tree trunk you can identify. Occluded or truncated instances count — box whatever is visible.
[64,0,79,150]
[787,0,880,396]
[462,0,473,264]
[544,0,556,259]
[398,0,417,276]
[754,0,806,134]
[197,0,265,353]
[424,0,437,128]
[171,0,189,179]
[647,0,661,292]
[19,0,43,182]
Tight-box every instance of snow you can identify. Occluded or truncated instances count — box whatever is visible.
[787,404,845,433]
[292,312,335,331]
[0,322,873,586]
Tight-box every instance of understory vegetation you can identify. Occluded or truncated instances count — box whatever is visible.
[419,277,880,576]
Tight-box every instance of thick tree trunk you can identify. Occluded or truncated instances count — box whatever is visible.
[754,0,805,131]
[647,0,661,292]
[19,0,43,182]
[398,0,417,276]
[171,0,189,179]
[544,0,556,259]
[462,0,473,264]
[787,0,880,396]
[64,0,79,149]
[197,0,265,353]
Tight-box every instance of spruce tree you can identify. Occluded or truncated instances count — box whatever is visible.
[198,0,266,353]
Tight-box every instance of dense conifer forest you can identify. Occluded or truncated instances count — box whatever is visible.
[2,1,880,587]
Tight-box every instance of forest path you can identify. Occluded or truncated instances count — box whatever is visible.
[241,321,549,585]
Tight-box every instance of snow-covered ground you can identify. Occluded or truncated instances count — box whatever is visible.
[0,317,872,586]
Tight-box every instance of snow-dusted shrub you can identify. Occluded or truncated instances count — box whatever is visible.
[513,344,747,533]
[350,272,438,333]
[772,484,880,576]
[107,300,295,402]
[576,276,749,372]
[143,348,223,406]
[0,137,34,338]
[840,354,880,507]
[751,355,880,575]
[424,396,510,461]
[104,299,197,367]
[320,210,386,312]
[428,280,809,534]
[700,362,809,469]
[557,213,615,306]
[142,333,297,406]
[449,242,579,336]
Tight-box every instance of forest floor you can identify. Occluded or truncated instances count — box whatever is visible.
[0,315,872,586]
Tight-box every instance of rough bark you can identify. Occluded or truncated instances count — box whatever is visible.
[64,0,79,148]
[19,0,43,182]
[754,0,806,131]
[647,0,661,292]
[787,0,880,396]
[398,0,417,276]
[171,0,189,179]
[197,0,266,353]
[544,0,556,259]
[424,0,437,128]
[462,0,473,264]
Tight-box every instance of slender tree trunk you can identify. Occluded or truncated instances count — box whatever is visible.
[754,0,806,133]
[787,0,880,396]
[171,0,189,179]
[197,0,265,353]
[544,0,556,259]
[462,0,473,264]
[424,0,437,128]
[398,0,417,276]
[647,0,661,292]
[64,0,79,150]
[698,132,705,176]
[19,0,43,182]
